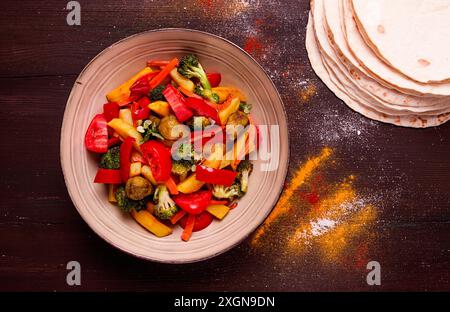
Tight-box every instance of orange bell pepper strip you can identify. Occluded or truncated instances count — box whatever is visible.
[147,60,170,67]
[178,86,202,99]
[181,214,196,241]
[165,176,179,195]
[149,58,179,90]
[170,210,187,225]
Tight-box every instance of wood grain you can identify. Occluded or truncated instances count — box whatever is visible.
[0,0,449,291]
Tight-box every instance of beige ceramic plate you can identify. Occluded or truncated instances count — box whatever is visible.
[60,29,289,263]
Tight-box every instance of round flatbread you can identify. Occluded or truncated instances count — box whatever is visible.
[323,0,450,112]
[313,0,450,116]
[351,0,450,84]
[306,9,450,127]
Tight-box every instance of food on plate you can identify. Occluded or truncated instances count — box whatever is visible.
[306,0,450,128]
[84,54,256,241]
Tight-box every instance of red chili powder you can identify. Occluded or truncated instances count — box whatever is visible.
[244,37,264,56]
[198,0,213,7]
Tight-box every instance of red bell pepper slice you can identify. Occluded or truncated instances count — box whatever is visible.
[103,102,120,122]
[140,140,172,182]
[185,97,221,125]
[195,165,238,186]
[149,58,179,89]
[107,136,121,148]
[210,199,228,205]
[173,190,212,215]
[129,71,160,101]
[120,137,135,182]
[229,202,238,209]
[207,72,221,88]
[131,101,150,121]
[162,84,193,122]
[85,114,108,153]
[190,126,224,147]
[94,169,123,184]
[179,211,214,232]
[137,97,151,109]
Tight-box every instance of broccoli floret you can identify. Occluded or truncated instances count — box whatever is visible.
[212,183,242,199]
[239,102,252,114]
[172,142,195,160]
[139,116,164,141]
[178,54,210,88]
[178,55,219,103]
[172,159,194,176]
[115,186,147,212]
[194,85,220,103]
[99,146,120,169]
[237,160,253,193]
[149,85,166,102]
[153,185,178,219]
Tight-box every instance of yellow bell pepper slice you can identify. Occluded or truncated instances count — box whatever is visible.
[219,97,240,125]
[148,101,170,117]
[129,162,142,177]
[141,165,157,185]
[106,67,153,104]
[108,184,117,203]
[131,210,172,237]
[107,118,143,148]
[119,108,133,126]
[212,87,247,103]
[170,68,195,92]
[206,205,230,220]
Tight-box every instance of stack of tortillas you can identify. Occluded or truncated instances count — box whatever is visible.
[306,0,450,127]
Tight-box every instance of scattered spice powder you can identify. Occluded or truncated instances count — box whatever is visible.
[251,147,333,245]
[251,148,379,266]
[298,83,317,103]
[286,175,378,263]
[243,36,264,56]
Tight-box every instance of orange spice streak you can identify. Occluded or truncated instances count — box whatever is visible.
[251,147,333,246]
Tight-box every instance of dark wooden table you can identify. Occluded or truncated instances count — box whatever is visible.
[1,0,449,292]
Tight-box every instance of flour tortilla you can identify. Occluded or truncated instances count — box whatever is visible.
[313,0,450,116]
[344,0,450,97]
[306,10,450,127]
[351,0,450,84]
[323,0,450,112]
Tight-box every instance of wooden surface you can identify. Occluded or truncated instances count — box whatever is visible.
[0,0,449,291]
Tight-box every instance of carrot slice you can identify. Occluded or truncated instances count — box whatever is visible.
[181,214,196,241]
[170,210,187,225]
[147,60,170,67]
[149,58,179,89]
[165,176,179,195]
[178,86,202,99]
